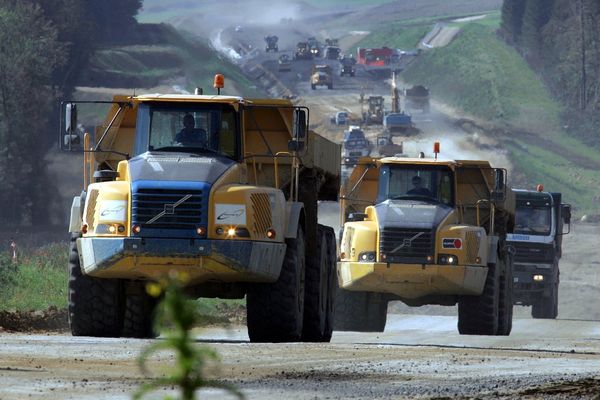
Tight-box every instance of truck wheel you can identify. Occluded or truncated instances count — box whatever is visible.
[121,280,159,338]
[311,84,316,90]
[247,226,306,342]
[497,253,514,335]
[532,282,558,319]
[458,262,499,335]
[302,225,335,342]
[68,234,124,337]
[333,290,387,332]
[323,227,338,340]
[328,84,333,90]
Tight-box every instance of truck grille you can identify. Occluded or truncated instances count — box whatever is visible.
[379,228,433,264]
[511,242,555,264]
[131,185,208,238]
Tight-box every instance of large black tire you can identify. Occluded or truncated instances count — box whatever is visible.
[121,281,159,338]
[497,252,514,336]
[532,282,558,319]
[68,234,124,337]
[323,227,337,340]
[302,225,336,342]
[246,226,306,342]
[333,290,387,332]
[458,262,499,335]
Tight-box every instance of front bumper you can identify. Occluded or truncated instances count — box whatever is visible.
[337,261,488,299]
[513,263,557,303]
[78,237,286,284]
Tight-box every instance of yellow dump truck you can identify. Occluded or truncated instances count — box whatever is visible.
[335,151,515,335]
[61,77,340,342]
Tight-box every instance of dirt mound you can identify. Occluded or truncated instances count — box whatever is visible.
[0,306,68,332]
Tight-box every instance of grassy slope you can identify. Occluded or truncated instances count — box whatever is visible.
[354,22,429,50]
[81,24,260,97]
[398,17,600,215]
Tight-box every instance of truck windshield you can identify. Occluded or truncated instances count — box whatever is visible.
[514,207,552,236]
[147,104,238,159]
[378,165,454,206]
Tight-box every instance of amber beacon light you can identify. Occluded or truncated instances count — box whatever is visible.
[213,74,224,94]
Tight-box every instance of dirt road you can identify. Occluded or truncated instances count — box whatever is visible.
[1,316,598,399]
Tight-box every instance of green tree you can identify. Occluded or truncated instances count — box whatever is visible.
[500,0,527,44]
[520,0,554,62]
[0,1,65,225]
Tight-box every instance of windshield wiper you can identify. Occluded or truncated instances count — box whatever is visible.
[390,195,441,204]
[152,146,229,158]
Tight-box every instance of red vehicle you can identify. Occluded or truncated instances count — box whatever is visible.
[357,47,401,75]
[357,47,396,66]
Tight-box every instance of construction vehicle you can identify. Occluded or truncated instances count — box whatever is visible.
[340,55,356,77]
[294,42,312,60]
[357,47,401,76]
[335,144,516,336]
[404,85,430,113]
[508,187,571,319]
[342,126,371,166]
[324,46,341,60]
[264,35,279,52]
[307,37,321,57]
[325,38,339,47]
[384,71,417,135]
[375,134,403,157]
[362,96,384,125]
[278,54,292,72]
[310,64,333,90]
[61,75,341,343]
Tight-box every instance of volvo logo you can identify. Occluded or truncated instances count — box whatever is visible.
[391,231,425,253]
[146,194,192,224]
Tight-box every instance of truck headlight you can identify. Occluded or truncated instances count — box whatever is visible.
[96,223,126,235]
[438,254,458,265]
[533,274,544,282]
[358,251,376,262]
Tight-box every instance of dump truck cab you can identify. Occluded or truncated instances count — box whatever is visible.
[62,82,340,342]
[507,188,571,319]
[336,151,515,336]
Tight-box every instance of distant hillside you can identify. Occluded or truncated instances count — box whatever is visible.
[401,17,600,215]
[78,23,260,96]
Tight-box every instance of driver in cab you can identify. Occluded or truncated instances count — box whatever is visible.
[407,175,432,196]
[175,114,207,146]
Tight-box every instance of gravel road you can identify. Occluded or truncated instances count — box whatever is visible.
[1,315,598,399]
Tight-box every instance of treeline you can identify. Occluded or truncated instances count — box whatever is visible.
[500,0,600,139]
[0,0,142,226]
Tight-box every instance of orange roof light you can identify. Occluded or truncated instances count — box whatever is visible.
[433,141,440,160]
[213,74,224,89]
[536,184,544,192]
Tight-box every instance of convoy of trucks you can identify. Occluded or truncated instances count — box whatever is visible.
[62,76,341,342]
[61,30,573,342]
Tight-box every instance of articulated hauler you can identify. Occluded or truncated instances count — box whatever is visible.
[335,149,516,336]
[61,77,340,342]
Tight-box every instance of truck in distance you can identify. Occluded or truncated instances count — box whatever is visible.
[264,35,279,52]
[295,42,312,60]
[310,64,333,90]
[61,75,341,343]
[507,187,571,319]
[342,126,371,166]
[404,85,430,113]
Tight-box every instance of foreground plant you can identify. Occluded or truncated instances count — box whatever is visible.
[134,273,243,400]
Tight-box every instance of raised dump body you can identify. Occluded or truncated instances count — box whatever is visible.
[336,153,516,336]
[61,85,340,342]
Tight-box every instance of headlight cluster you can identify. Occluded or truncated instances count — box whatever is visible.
[95,223,126,235]
[438,254,459,265]
[358,251,376,262]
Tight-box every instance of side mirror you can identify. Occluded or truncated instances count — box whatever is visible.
[561,204,572,234]
[491,168,506,201]
[62,103,81,150]
[293,108,307,139]
[348,212,367,222]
